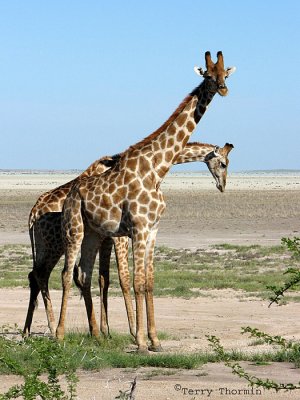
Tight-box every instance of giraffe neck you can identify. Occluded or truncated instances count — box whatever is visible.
[190,83,215,124]
[174,142,216,165]
[123,79,216,182]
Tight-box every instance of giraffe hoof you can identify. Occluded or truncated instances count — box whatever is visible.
[100,330,112,339]
[22,330,30,338]
[102,334,112,340]
[148,344,163,352]
[137,346,149,355]
[56,329,65,341]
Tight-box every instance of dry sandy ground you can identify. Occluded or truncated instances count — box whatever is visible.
[1,171,300,248]
[0,172,300,399]
[1,289,300,399]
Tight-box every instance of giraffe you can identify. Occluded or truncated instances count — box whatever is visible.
[23,142,232,337]
[91,142,234,338]
[23,155,119,336]
[56,51,236,352]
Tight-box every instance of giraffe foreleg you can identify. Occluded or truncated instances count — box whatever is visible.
[132,229,148,353]
[145,226,162,352]
[77,228,102,337]
[114,236,136,338]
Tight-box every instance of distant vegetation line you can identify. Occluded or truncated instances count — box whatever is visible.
[1,169,300,175]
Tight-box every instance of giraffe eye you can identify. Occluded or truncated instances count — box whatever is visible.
[220,162,226,169]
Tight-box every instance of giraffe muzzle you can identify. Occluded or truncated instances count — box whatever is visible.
[217,183,225,192]
[217,84,228,96]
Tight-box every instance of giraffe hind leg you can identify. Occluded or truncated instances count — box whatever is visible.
[24,214,63,336]
[56,241,82,341]
[56,190,84,340]
[23,253,63,336]
[23,271,40,336]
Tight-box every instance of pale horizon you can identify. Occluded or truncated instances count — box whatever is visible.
[1,168,300,174]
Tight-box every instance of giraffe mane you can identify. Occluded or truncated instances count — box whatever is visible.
[127,92,196,152]
[186,141,214,147]
[98,153,122,167]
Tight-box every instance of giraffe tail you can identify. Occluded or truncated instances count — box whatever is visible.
[28,212,39,309]
[28,271,39,310]
[28,215,37,269]
[73,264,84,299]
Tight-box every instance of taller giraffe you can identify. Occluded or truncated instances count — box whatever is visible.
[57,51,236,352]
[74,142,234,338]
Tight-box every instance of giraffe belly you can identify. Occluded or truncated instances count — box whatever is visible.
[83,206,131,238]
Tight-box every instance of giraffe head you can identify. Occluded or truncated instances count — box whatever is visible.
[194,51,236,96]
[204,142,234,192]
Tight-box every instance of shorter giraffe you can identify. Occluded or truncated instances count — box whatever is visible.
[23,155,119,336]
[23,142,232,336]
[81,142,234,338]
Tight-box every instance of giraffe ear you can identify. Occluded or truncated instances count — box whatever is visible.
[226,66,236,77]
[213,146,220,157]
[194,66,205,76]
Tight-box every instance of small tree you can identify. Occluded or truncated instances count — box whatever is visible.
[207,331,300,391]
[268,237,300,306]
[0,337,78,400]
[207,237,300,392]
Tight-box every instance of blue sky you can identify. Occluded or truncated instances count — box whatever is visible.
[0,1,299,171]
